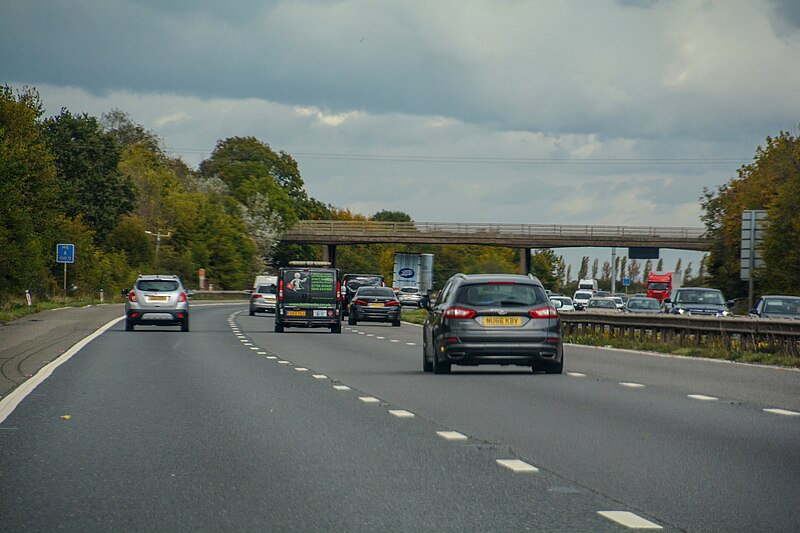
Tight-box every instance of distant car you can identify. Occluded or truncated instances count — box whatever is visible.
[611,296,625,310]
[397,286,428,308]
[613,293,630,304]
[585,297,621,313]
[748,295,800,319]
[572,290,594,310]
[348,286,401,326]
[625,297,662,314]
[249,281,277,315]
[341,273,385,314]
[595,291,612,298]
[550,296,575,312]
[663,287,734,317]
[423,273,562,374]
[123,274,190,332]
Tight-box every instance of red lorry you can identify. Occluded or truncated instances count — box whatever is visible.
[646,272,681,302]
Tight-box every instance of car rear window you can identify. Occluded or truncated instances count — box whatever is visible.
[137,280,179,291]
[356,287,395,297]
[455,283,546,307]
[345,276,383,291]
[257,284,276,294]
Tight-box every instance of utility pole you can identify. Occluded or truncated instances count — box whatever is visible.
[145,229,172,270]
[611,247,617,294]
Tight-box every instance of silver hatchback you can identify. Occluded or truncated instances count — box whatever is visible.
[123,274,190,331]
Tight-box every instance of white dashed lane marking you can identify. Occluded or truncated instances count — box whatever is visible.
[496,459,539,473]
[278,361,291,365]
[598,511,663,529]
[295,367,308,372]
[390,340,400,343]
[567,372,586,377]
[333,385,351,391]
[358,397,380,404]
[620,382,645,388]
[688,394,718,401]
[376,336,385,340]
[763,408,800,416]
[436,431,468,441]
[249,347,259,351]
[266,356,277,360]
[312,374,328,379]
[389,410,415,418]
[406,342,416,346]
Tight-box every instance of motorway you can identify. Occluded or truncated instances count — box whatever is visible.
[1,303,799,532]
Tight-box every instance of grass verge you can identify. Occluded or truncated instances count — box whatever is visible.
[0,297,107,323]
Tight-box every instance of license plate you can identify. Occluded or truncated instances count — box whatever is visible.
[368,302,384,307]
[147,296,168,302]
[483,316,522,326]
[287,310,306,317]
[313,310,328,317]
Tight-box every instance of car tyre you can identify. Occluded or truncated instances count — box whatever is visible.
[331,323,342,334]
[249,308,255,316]
[181,316,189,332]
[392,318,401,327]
[125,318,134,332]
[348,315,356,325]
[543,356,563,375]
[422,344,433,372]
[274,322,284,333]
[432,342,451,374]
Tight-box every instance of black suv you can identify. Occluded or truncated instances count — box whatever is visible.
[423,273,563,374]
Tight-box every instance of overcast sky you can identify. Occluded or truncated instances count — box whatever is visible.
[3,0,799,274]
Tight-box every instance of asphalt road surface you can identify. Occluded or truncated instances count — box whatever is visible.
[1,303,798,532]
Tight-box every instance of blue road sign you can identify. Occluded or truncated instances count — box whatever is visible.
[57,244,75,263]
[623,277,631,287]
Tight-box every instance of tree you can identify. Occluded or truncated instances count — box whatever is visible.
[591,258,599,279]
[578,257,589,280]
[643,259,653,282]
[656,258,664,272]
[530,249,561,290]
[618,256,627,284]
[601,261,611,283]
[0,85,60,299]
[101,108,162,154]
[565,264,572,285]
[43,109,135,240]
[628,259,641,283]
[372,210,412,222]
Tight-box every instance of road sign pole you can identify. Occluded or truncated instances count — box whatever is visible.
[64,263,67,292]
[748,215,755,311]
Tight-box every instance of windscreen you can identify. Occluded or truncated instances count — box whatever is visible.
[589,299,615,309]
[764,298,800,315]
[137,280,179,291]
[674,290,724,305]
[574,291,593,300]
[257,284,276,294]
[455,283,546,307]
[648,282,669,291]
[356,287,395,297]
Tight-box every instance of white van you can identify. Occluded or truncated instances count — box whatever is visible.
[573,290,594,310]
[578,278,599,292]
[250,275,278,315]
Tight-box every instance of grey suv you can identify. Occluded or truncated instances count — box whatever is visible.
[123,274,190,331]
[423,273,563,374]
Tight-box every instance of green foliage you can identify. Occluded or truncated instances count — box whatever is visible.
[372,209,412,222]
[530,249,561,290]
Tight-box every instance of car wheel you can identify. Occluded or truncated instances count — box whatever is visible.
[541,355,564,375]
[392,318,401,327]
[331,323,342,334]
[181,316,189,332]
[274,322,284,333]
[125,318,134,332]
[422,343,433,372]
[249,308,255,316]
[432,341,451,374]
[348,315,356,325]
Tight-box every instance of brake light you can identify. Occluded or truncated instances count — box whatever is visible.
[443,307,477,319]
[529,306,558,318]
[178,292,187,303]
[252,294,262,299]
[487,281,514,285]
[353,299,368,306]
[385,300,400,307]
[278,279,284,300]
[128,291,137,303]
[336,280,342,301]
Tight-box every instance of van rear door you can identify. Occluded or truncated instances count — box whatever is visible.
[280,268,339,322]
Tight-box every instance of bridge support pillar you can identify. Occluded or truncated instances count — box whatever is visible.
[519,248,531,275]
[322,244,337,267]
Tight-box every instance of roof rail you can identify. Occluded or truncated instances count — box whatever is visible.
[287,261,332,267]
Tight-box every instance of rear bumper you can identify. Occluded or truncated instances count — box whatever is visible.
[127,309,188,325]
[441,340,562,366]
[352,307,400,322]
[250,301,276,312]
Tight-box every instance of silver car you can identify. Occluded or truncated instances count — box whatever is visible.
[123,274,190,332]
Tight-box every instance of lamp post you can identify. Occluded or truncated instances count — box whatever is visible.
[145,229,172,269]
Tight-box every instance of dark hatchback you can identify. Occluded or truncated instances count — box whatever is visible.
[348,287,401,326]
[423,273,563,374]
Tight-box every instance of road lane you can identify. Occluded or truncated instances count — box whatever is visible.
[243,312,800,533]
[1,305,648,532]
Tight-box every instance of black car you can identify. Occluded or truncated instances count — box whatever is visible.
[663,287,734,317]
[341,273,385,314]
[348,287,401,326]
[422,273,563,374]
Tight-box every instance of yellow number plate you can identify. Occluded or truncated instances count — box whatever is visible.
[147,296,168,302]
[483,316,522,326]
[287,310,306,317]
[368,303,384,307]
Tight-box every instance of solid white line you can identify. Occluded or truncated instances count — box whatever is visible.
[567,372,586,377]
[0,315,125,425]
[389,410,415,418]
[358,396,380,404]
[496,459,539,473]
[436,431,468,441]
[598,511,663,529]
[620,382,645,388]
[333,385,351,391]
[763,408,800,416]
[688,394,718,401]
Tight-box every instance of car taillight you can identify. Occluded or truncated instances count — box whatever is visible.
[336,281,342,301]
[128,291,137,302]
[278,279,284,300]
[529,306,558,318]
[385,300,400,307]
[443,307,476,319]
[178,292,187,303]
[353,299,368,306]
[252,294,262,299]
